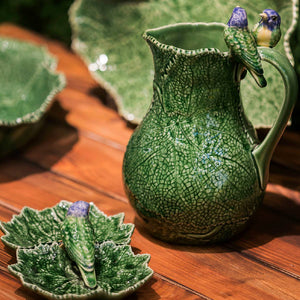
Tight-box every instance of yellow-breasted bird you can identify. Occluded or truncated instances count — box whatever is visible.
[252,9,281,48]
[224,6,267,88]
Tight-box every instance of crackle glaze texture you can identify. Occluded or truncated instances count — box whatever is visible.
[61,210,96,288]
[9,242,152,299]
[123,24,264,244]
[1,201,153,299]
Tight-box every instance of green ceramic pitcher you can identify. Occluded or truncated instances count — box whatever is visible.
[123,22,297,244]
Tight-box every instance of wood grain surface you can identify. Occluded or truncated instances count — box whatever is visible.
[0,24,299,300]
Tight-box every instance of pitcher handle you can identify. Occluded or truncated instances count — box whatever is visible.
[252,47,298,190]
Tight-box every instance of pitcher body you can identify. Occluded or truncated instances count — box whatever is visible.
[123,23,296,244]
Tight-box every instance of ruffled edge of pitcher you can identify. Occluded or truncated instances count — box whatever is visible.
[143,22,230,57]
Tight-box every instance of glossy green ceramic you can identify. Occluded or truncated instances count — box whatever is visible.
[10,242,152,299]
[123,23,297,244]
[0,201,153,299]
[69,0,298,127]
[0,201,134,249]
[0,37,65,157]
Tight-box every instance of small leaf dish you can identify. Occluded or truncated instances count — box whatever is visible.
[0,201,153,299]
[0,37,65,157]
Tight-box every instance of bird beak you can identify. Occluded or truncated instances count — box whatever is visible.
[259,13,268,21]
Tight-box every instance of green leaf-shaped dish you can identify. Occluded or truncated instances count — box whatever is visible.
[0,37,65,157]
[0,200,134,249]
[69,0,298,127]
[1,201,152,299]
[9,241,153,299]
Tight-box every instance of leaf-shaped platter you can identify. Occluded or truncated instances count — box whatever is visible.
[70,0,298,127]
[0,37,65,157]
[0,201,152,299]
[9,241,152,299]
[0,200,134,249]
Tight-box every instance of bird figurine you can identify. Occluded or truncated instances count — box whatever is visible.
[224,6,267,88]
[252,9,281,48]
[60,201,96,288]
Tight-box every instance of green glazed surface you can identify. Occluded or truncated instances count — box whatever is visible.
[122,23,297,244]
[70,0,298,127]
[0,200,134,249]
[0,37,65,156]
[9,242,152,299]
[61,216,96,288]
[1,201,152,299]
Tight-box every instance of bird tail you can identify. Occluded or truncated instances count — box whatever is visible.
[79,266,97,288]
[249,69,267,88]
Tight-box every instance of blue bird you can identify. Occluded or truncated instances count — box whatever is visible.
[224,6,267,87]
[252,9,281,48]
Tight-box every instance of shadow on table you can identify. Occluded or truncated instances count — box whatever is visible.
[15,287,46,300]
[124,278,160,300]
[0,101,79,183]
[90,86,118,112]
[133,191,299,254]
[269,163,300,191]
[89,86,138,130]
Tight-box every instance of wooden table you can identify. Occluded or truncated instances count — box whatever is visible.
[0,24,299,300]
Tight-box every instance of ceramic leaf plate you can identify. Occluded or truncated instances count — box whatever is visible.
[9,241,152,299]
[0,37,65,157]
[0,201,152,299]
[0,200,134,249]
[70,0,298,127]
[0,37,65,125]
